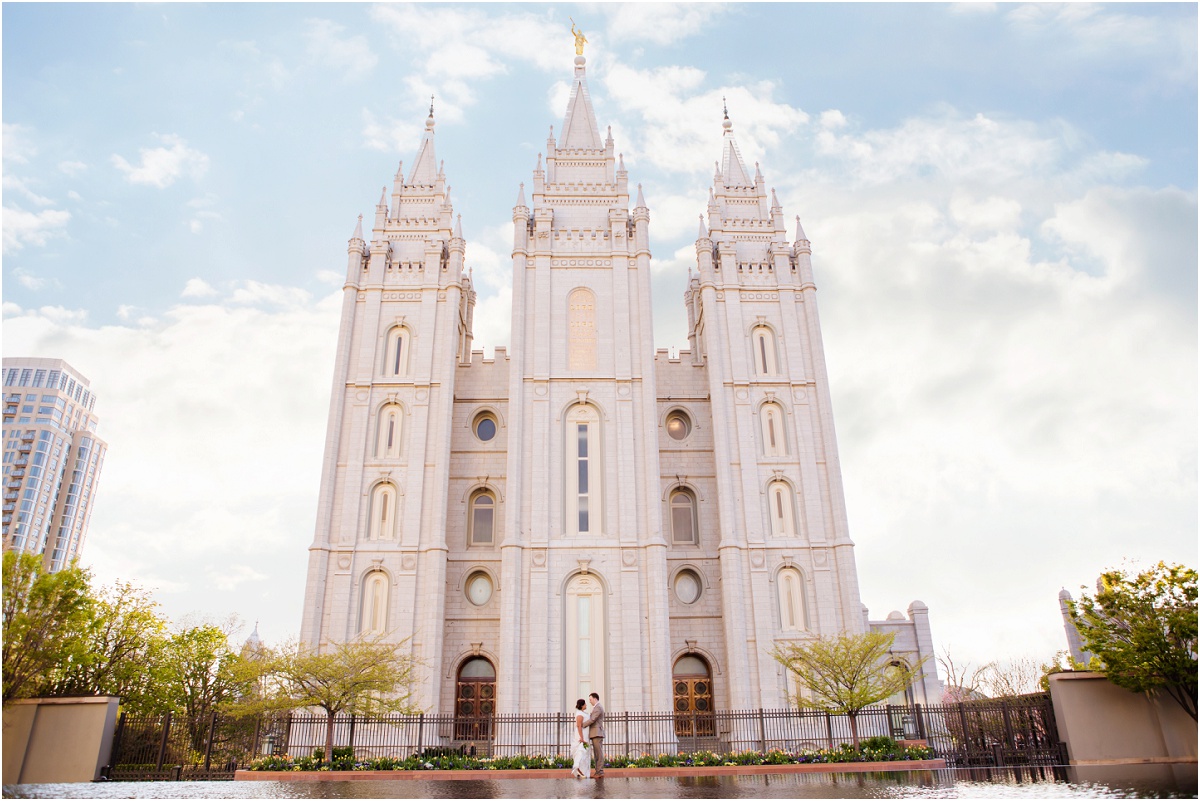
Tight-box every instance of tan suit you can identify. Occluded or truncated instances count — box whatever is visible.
[584,702,605,775]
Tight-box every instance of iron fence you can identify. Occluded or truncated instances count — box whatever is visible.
[104,694,1066,780]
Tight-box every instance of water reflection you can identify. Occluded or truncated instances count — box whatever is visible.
[3,765,1196,799]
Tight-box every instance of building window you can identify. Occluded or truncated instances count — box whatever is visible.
[564,572,606,706]
[567,288,597,371]
[777,567,807,632]
[374,404,402,459]
[666,410,692,441]
[670,489,697,544]
[465,571,494,605]
[673,569,702,604]
[752,326,779,376]
[368,483,397,541]
[565,404,601,536]
[384,326,410,377]
[768,480,797,538]
[473,412,497,442]
[469,491,495,546]
[359,571,389,636]
[760,403,787,457]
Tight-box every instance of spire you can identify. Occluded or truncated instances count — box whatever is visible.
[408,98,438,185]
[770,188,781,209]
[720,107,751,187]
[378,187,387,206]
[794,215,808,242]
[516,182,527,207]
[454,214,463,238]
[635,183,646,208]
[352,214,364,241]
[698,215,708,239]
[561,56,602,149]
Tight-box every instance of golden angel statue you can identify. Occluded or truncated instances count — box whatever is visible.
[570,18,587,55]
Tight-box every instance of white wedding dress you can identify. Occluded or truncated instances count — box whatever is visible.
[571,710,590,778]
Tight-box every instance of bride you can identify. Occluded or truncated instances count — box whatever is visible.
[571,698,590,779]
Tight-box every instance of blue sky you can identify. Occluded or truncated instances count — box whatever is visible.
[4,3,1196,684]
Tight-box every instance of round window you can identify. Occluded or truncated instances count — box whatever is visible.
[666,411,691,441]
[466,572,493,606]
[674,570,701,604]
[474,414,497,442]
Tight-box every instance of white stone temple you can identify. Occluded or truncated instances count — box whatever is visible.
[300,52,941,719]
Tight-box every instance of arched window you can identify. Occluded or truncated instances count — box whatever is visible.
[368,482,397,541]
[565,404,601,536]
[777,567,807,632]
[768,480,797,538]
[383,326,410,377]
[374,403,402,459]
[760,403,787,457]
[469,491,495,546]
[670,489,697,545]
[359,571,389,636]
[564,573,606,706]
[752,326,779,376]
[567,288,597,371]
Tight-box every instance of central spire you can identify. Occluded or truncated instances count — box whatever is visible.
[408,97,439,185]
[560,55,602,150]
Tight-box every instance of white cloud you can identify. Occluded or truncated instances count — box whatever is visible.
[361,108,423,154]
[14,269,48,291]
[303,18,378,81]
[3,205,71,253]
[228,280,312,308]
[111,134,210,188]
[4,176,54,207]
[3,292,342,634]
[602,4,726,46]
[3,123,36,165]
[59,160,88,176]
[181,278,219,298]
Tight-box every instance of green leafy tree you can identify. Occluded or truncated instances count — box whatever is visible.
[47,581,169,711]
[1068,561,1197,720]
[158,621,252,752]
[240,636,423,765]
[2,552,95,704]
[771,630,927,746]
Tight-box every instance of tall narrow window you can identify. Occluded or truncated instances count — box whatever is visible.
[375,404,403,459]
[566,405,601,536]
[384,327,409,377]
[469,491,495,545]
[368,483,397,540]
[670,489,697,544]
[564,573,606,706]
[567,288,597,371]
[752,326,779,376]
[360,571,389,635]
[768,480,797,538]
[777,567,807,632]
[761,403,787,457]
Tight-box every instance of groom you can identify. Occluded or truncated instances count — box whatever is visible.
[584,692,606,777]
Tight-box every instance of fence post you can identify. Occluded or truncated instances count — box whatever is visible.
[348,713,356,757]
[156,711,172,771]
[625,711,630,758]
[415,713,424,756]
[914,703,927,741]
[758,708,766,752]
[824,711,833,750]
[251,716,262,759]
[203,711,217,770]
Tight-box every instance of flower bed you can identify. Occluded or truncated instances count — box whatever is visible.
[247,739,935,773]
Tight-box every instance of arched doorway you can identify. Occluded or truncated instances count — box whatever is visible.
[672,654,715,739]
[455,657,496,741]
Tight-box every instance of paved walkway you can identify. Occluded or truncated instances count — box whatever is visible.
[235,758,946,781]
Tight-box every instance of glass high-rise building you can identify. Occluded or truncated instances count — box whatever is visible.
[2,358,107,571]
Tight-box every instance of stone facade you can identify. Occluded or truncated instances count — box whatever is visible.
[300,55,940,716]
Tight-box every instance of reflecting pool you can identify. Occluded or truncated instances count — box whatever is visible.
[4,765,1196,799]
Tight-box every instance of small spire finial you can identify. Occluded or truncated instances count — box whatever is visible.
[723,96,728,120]
[429,95,435,117]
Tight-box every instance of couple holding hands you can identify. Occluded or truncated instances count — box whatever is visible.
[570,692,606,779]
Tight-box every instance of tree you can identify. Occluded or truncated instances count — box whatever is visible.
[242,636,423,765]
[46,581,169,711]
[771,630,927,746]
[2,552,95,704]
[158,621,253,753]
[937,648,993,702]
[1068,561,1197,721]
[984,656,1043,698]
